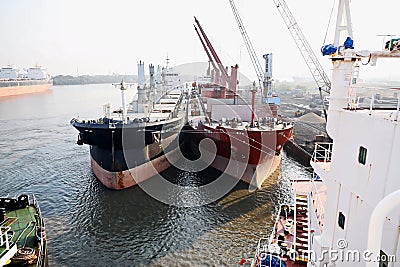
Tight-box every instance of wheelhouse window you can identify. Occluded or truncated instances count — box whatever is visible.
[358,146,367,165]
[338,212,345,229]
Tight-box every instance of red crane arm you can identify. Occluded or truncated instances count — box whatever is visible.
[194,16,229,81]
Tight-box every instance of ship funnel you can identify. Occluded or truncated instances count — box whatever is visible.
[138,61,145,89]
[137,61,147,113]
[156,65,162,93]
[149,64,155,89]
[229,64,239,93]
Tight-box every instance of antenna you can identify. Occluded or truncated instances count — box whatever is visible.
[166,55,170,68]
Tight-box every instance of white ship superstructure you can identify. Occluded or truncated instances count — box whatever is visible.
[0,65,50,80]
[27,66,49,80]
[306,1,400,266]
[250,1,400,267]
[0,65,19,79]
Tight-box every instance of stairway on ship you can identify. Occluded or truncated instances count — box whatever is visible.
[294,194,309,264]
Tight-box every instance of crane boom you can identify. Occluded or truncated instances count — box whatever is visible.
[194,17,229,83]
[228,0,264,89]
[273,0,331,94]
[194,25,220,79]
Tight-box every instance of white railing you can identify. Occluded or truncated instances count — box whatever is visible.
[347,86,400,113]
[0,226,11,250]
[32,194,46,267]
[312,143,333,163]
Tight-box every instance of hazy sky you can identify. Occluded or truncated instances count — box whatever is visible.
[1,0,400,81]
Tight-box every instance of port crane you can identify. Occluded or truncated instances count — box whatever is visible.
[273,0,331,119]
[228,0,274,103]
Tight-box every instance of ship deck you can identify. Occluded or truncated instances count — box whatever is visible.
[292,178,327,235]
[264,200,308,267]
[4,206,38,247]
[204,120,291,132]
[0,204,41,262]
[92,91,184,124]
[251,177,327,267]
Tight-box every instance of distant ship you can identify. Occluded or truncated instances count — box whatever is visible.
[71,59,187,190]
[0,65,53,98]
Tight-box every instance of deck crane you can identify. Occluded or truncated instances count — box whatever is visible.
[194,17,230,88]
[273,0,331,119]
[228,0,274,103]
[194,17,240,98]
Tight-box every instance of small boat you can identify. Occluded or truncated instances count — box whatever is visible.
[0,195,47,267]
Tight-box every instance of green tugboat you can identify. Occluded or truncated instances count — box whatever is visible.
[0,195,47,266]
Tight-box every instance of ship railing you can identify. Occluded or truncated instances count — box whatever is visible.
[292,173,326,234]
[254,237,270,258]
[0,226,11,249]
[312,142,332,164]
[347,86,400,118]
[254,253,286,267]
[252,237,287,267]
[32,194,46,267]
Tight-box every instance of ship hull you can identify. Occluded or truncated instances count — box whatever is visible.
[193,122,293,189]
[72,117,184,190]
[283,138,312,168]
[0,80,52,98]
[90,147,180,190]
[209,152,282,189]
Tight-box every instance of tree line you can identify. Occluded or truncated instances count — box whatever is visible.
[53,75,137,85]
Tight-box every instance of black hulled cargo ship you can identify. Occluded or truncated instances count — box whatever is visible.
[71,60,186,190]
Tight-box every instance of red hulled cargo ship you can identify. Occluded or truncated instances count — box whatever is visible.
[195,117,293,189]
[189,18,293,189]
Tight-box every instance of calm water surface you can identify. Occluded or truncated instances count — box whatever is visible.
[0,85,309,266]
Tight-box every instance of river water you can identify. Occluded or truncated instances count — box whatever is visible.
[0,84,310,266]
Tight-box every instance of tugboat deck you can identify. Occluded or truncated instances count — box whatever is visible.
[0,195,46,267]
[1,206,39,255]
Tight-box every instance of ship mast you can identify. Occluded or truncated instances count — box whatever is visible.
[333,0,353,47]
[113,80,129,123]
[250,81,257,127]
